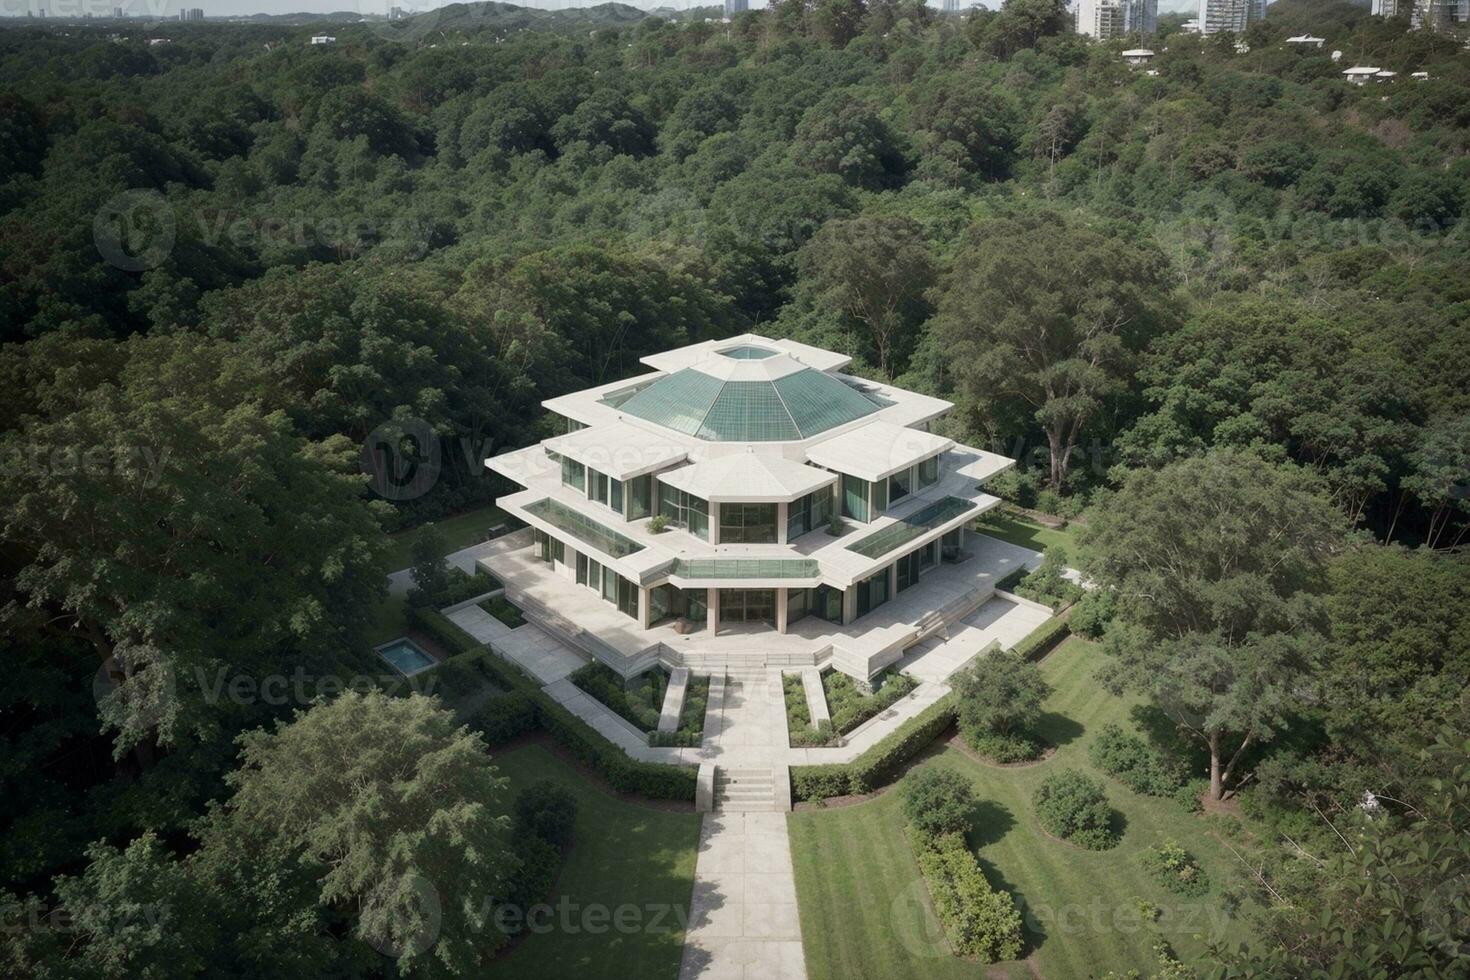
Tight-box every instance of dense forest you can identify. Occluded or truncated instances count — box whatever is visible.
[1,0,1467,975]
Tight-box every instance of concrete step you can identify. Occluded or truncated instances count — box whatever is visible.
[713,765,778,812]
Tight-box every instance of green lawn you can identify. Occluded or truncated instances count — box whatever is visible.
[973,509,1077,554]
[384,503,509,570]
[367,595,411,645]
[789,636,1251,980]
[483,743,700,980]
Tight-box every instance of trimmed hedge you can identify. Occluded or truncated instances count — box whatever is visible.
[908,828,1024,962]
[1088,723,1186,797]
[825,669,919,734]
[417,633,698,803]
[791,694,958,801]
[411,605,482,656]
[1012,616,1070,662]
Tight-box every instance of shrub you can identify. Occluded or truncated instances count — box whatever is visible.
[900,767,975,838]
[1173,779,1208,813]
[823,669,917,734]
[494,834,560,940]
[967,731,1041,764]
[478,595,525,628]
[790,694,959,801]
[570,663,667,732]
[513,779,579,849]
[985,469,1038,508]
[1141,839,1209,896]
[784,673,837,747]
[1068,587,1117,639]
[1010,616,1070,661]
[909,829,1024,962]
[648,514,669,533]
[1033,769,1119,850]
[1013,547,1084,611]
[1089,723,1186,797]
[469,691,538,744]
[953,649,1050,761]
[994,566,1028,592]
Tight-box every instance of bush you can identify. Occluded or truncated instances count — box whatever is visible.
[1141,839,1209,896]
[495,834,560,941]
[967,731,1041,764]
[953,649,1050,761]
[479,594,525,628]
[570,663,667,732]
[1013,547,1084,611]
[790,694,959,801]
[1174,779,1208,813]
[513,779,579,849]
[784,673,837,747]
[823,669,917,735]
[909,829,1024,962]
[469,691,538,744]
[1011,616,1070,661]
[1033,769,1119,850]
[900,767,975,838]
[994,566,1028,592]
[1068,587,1117,639]
[985,469,1038,508]
[1089,723,1186,797]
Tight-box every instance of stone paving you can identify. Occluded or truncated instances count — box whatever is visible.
[678,811,806,980]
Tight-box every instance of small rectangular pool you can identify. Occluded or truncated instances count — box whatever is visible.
[375,637,437,677]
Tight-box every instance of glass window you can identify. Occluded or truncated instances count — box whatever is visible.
[560,456,585,493]
[533,528,553,563]
[610,477,624,515]
[576,552,589,585]
[918,454,940,488]
[897,551,920,592]
[813,584,843,623]
[658,483,710,542]
[602,566,619,604]
[628,475,652,520]
[787,587,809,625]
[586,558,603,593]
[589,469,609,506]
[890,467,913,503]
[856,568,890,618]
[650,584,673,625]
[721,503,778,544]
[872,475,889,515]
[617,576,639,619]
[920,540,937,569]
[719,589,776,627]
[787,489,832,541]
[842,473,870,523]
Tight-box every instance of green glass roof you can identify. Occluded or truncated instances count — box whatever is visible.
[845,496,976,560]
[672,557,820,579]
[617,367,882,442]
[525,498,644,559]
[719,345,779,360]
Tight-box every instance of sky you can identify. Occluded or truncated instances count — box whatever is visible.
[5,0,1200,25]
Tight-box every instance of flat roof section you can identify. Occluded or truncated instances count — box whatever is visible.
[524,497,645,560]
[845,495,978,560]
[656,454,837,503]
[805,419,954,482]
[543,421,690,480]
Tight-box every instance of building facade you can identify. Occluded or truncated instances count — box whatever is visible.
[1076,0,1157,38]
[1198,0,1266,34]
[483,335,1017,681]
[723,0,748,16]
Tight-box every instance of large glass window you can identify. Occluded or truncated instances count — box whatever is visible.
[787,587,809,625]
[602,565,619,604]
[718,589,775,627]
[561,456,586,493]
[628,475,652,520]
[720,503,778,544]
[658,482,710,541]
[890,466,913,503]
[897,544,933,593]
[855,568,890,618]
[617,576,639,619]
[610,477,624,515]
[533,528,553,563]
[872,475,889,515]
[917,454,940,489]
[842,473,870,522]
[786,489,833,541]
[589,468,609,506]
[813,584,844,623]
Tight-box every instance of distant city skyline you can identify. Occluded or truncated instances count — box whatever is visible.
[1,0,1202,20]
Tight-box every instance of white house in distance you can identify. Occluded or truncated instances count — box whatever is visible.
[482,335,1026,681]
[309,35,336,44]
[1121,48,1156,66]
[1285,34,1326,48]
[1342,65,1382,84]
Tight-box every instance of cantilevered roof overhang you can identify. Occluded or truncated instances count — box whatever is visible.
[656,453,837,503]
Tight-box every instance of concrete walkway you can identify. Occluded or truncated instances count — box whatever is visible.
[679,811,806,980]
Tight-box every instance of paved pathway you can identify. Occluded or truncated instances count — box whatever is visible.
[679,811,806,980]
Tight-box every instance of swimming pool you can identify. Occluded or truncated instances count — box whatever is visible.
[375,638,437,677]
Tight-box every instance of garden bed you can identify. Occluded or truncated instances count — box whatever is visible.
[478,594,526,628]
[824,668,918,734]
[570,662,669,733]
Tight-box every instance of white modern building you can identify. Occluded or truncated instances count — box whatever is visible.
[482,335,1024,681]
[1284,33,1326,47]
[1076,0,1157,37]
[1375,0,1469,28]
[1198,0,1266,34]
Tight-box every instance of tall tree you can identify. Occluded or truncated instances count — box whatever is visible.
[796,215,934,377]
[927,212,1172,489]
[1078,450,1346,801]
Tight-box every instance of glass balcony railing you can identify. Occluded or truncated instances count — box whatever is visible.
[524,498,644,559]
[671,557,821,580]
[845,496,976,560]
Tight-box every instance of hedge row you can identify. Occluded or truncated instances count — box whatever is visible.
[790,693,958,801]
[1012,615,1070,662]
[411,616,697,802]
[908,828,1024,962]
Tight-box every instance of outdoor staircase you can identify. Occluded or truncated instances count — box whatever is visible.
[713,767,779,812]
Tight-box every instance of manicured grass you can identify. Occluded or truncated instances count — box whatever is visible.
[483,743,700,980]
[367,595,411,645]
[973,509,1076,554]
[384,503,509,570]
[789,636,1251,980]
